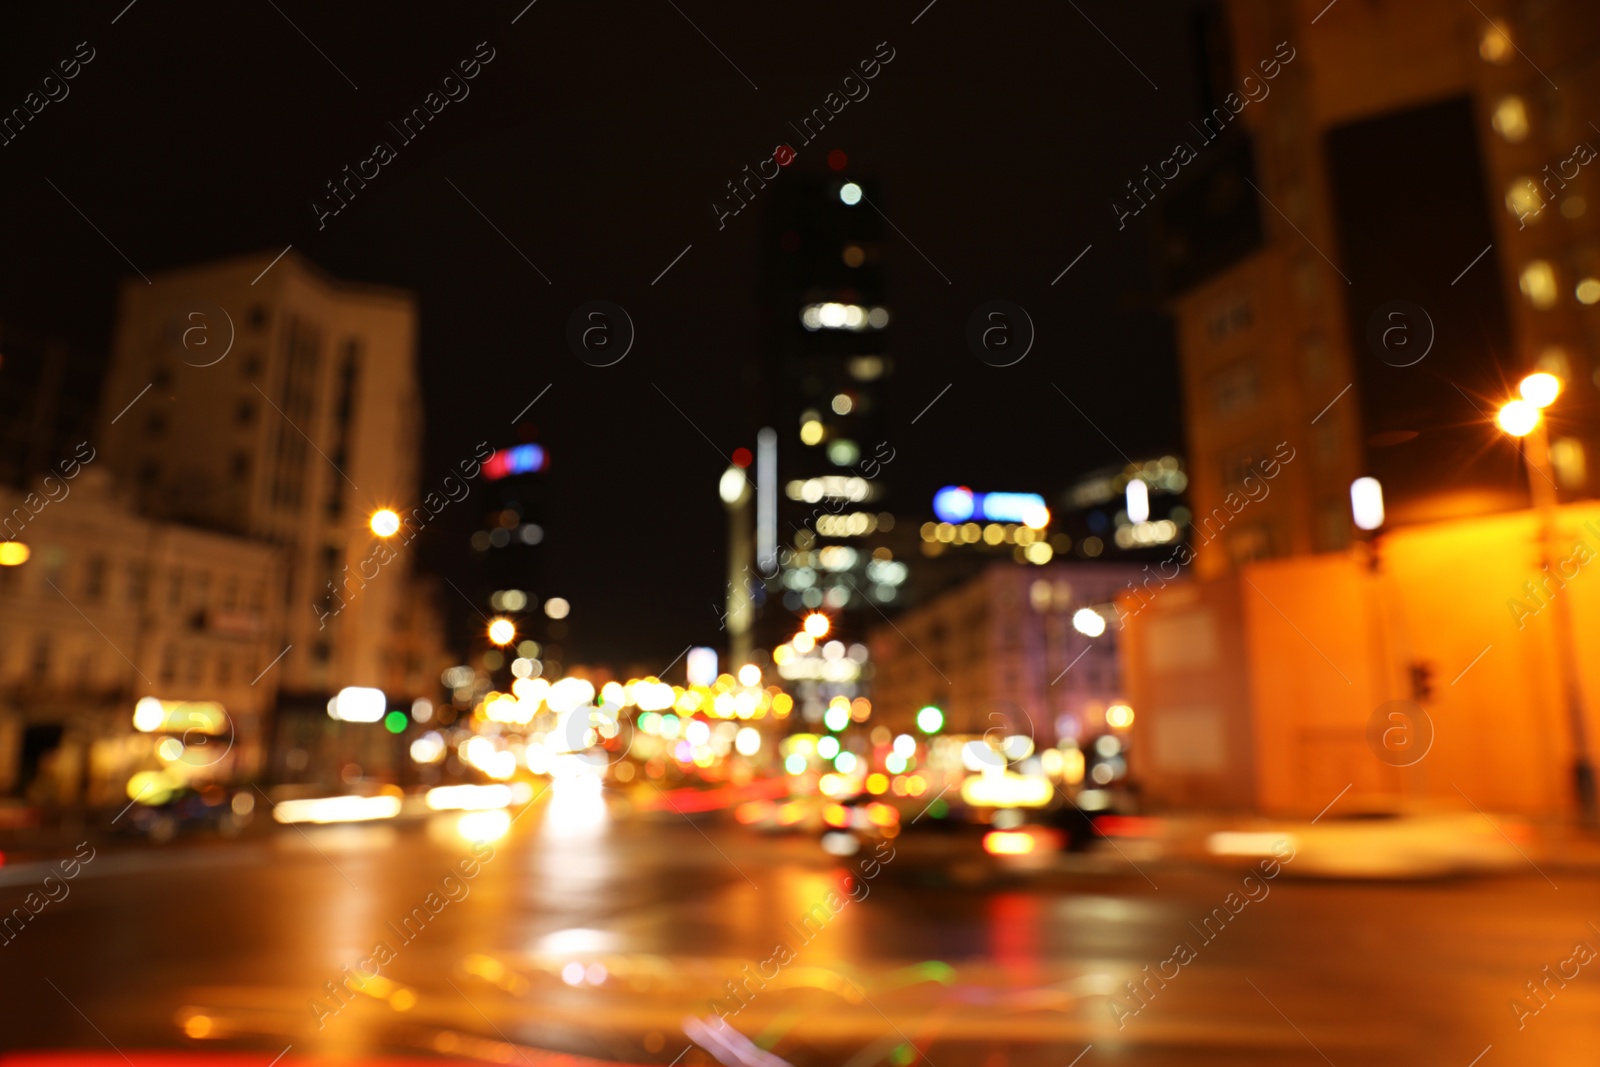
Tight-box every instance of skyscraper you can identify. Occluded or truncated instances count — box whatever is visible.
[754,160,901,723]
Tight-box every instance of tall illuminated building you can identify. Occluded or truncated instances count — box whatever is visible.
[754,159,904,723]
[466,438,555,677]
[1158,0,1599,577]
[97,250,437,713]
[1124,0,1600,816]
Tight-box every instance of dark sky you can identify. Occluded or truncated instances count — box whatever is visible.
[1,0,1209,665]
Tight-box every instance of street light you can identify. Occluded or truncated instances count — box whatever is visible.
[1496,372,1596,823]
[369,509,401,537]
[1496,399,1541,437]
[1519,371,1562,408]
[802,612,830,639]
[487,618,516,646]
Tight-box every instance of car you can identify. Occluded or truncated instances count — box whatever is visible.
[1206,808,1535,879]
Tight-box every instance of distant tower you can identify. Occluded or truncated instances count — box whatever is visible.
[756,155,903,723]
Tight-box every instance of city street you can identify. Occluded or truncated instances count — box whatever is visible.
[2,795,1597,1066]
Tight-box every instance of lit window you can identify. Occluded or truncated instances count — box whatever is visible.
[1551,438,1587,488]
[1519,261,1558,309]
[1491,96,1528,142]
[1479,18,1513,63]
[1505,179,1543,221]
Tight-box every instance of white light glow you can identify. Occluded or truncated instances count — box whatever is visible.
[1072,608,1107,638]
[330,687,386,723]
[272,794,402,825]
[1350,477,1385,531]
[426,784,514,811]
[1126,478,1150,524]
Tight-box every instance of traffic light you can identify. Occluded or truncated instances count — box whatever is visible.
[1409,661,1434,703]
[916,705,944,734]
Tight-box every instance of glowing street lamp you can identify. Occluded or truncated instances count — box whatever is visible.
[369,509,401,537]
[487,618,516,646]
[802,612,831,639]
[1519,371,1562,409]
[1496,399,1541,437]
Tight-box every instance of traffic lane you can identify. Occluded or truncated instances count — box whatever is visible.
[0,812,1595,1066]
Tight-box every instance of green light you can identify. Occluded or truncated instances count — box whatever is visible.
[823,705,850,732]
[383,710,408,734]
[916,705,944,734]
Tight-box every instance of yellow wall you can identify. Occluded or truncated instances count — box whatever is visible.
[1128,501,1600,816]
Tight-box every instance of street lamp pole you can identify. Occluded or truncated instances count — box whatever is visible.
[1521,419,1598,824]
[1500,375,1597,825]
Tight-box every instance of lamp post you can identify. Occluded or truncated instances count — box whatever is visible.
[1498,373,1597,824]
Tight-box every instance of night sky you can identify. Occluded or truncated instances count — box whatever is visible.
[1,0,1209,665]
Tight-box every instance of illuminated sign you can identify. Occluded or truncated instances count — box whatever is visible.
[483,444,547,480]
[932,487,1049,527]
[686,647,719,688]
[960,771,1053,808]
[132,698,229,735]
[328,687,387,723]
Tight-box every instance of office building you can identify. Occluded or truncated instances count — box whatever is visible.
[748,160,905,723]
[0,469,284,802]
[97,250,432,708]
[869,561,1146,750]
[1124,0,1600,815]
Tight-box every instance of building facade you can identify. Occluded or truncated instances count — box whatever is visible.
[96,250,431,706]
[869,562,1145,749]
[0,470,284,802]
[1125,0,1600,815]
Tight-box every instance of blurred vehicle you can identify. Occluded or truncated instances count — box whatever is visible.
[1207,809,1535,879]
[110,785,254,843]
[730,793,827,834]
